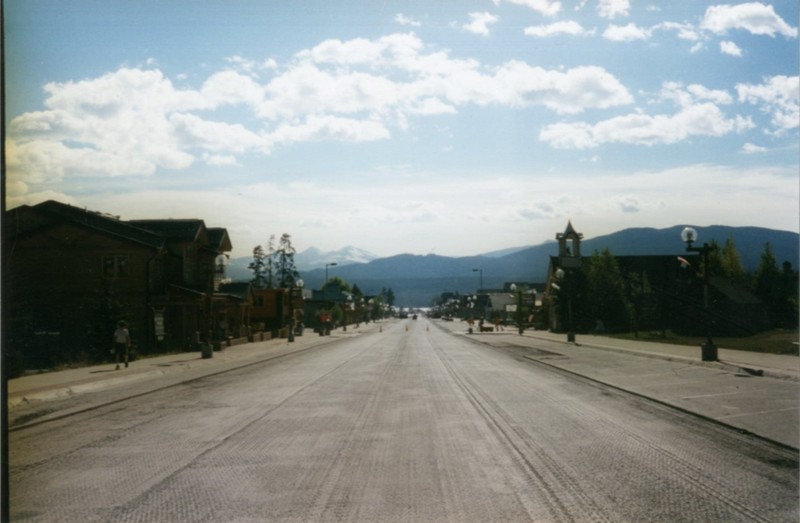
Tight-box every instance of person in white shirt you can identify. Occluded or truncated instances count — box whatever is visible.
[112,321,131,370]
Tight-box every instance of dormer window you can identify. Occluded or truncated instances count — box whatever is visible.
[103,255,129,278]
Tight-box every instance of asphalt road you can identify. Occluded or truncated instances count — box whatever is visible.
[9,319,798,522]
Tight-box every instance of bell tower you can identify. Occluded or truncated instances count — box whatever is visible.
[556,220,583,268]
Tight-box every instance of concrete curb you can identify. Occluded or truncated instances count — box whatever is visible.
[541,337,800,383]
[456,327,799,383]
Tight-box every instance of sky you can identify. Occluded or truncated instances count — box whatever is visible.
[4,0,798,259]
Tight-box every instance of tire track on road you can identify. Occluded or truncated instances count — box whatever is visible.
[430,323,797,523]
[425,324,615,523]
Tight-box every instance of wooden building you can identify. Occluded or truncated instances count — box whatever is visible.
[4,200,234,370]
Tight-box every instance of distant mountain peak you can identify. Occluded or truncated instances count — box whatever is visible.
[295,245,378,270]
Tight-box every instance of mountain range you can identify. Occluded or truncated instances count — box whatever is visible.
[226,225,799,307]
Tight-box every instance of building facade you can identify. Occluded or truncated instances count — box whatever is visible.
[4,201,234,371]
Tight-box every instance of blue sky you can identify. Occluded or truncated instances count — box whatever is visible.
[5,0,798,258]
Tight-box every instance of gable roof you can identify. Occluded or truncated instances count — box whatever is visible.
[5,200,165,250]
[5,201,234,255]
[207,227,233,252]
[129,219,208,242]
[217,282,253,301]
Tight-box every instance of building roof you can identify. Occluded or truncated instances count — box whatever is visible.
[5,200,165,250]
[217,282,253,301]
[5,200,233,255]
[129,219,208,242]
[558,220,583,240]
[207,227,233,252]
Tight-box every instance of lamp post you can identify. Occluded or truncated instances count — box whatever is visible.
[555,268,575,343]
[325,262,337,285]
[472,268,483,292]
[510,284,524,335]
[465,295,476,333]
[466,295,476,319]
[287,278,304,343]
[681,227,717,361]
[343,294,353,331]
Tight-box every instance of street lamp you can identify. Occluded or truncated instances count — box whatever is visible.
[681,227,717,361]
[465,295,476,333]
[472,268,483,292]
[343,293,353,331]
[325,262,338,285]
[287,278,304,343]
[555,268,576,343]
[510,284,524,335]
[466,295,476,318]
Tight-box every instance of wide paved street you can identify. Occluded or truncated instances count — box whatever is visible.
[9,319,798,522]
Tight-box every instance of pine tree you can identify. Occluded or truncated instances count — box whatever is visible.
[248,245,268,289]
[754,243,780,300]
[275,233,299,288]
[704,239,724,277]
[720,237,745,283]
[384,288,396,307]
[264,235,276,289]
[585,248,630,332]
[753,242,784,327]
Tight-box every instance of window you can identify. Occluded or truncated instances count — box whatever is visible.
[103,255,130,278]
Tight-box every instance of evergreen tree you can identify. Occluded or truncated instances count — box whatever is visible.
[704,239,724,277]
[275,233,299,288]
[323,276,351,293]
[624,270,651,336]
[720,237,745,283]
[585,249,630,332]
[780,262,799,328]
[752,242,792,327]
[248,245,269,288]
[264,235,276,289]
[753,242,780,300]
[384,288,396,307]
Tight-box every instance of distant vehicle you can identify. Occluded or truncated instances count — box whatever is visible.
[412,314,418,320]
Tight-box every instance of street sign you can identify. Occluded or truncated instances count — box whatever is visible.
[154,310,166,338]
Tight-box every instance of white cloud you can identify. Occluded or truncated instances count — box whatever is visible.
[618,195,640,213]
[741,142,767,154]
[736,75,800,134]
[701,2,798,38]
[524,21,594,37]
[265,115,391,147]
[463,12,499,36]
[8,68,200,183]
[719,40,743,56]
[598,0,630,19]
[659,82,733,107]
[171,113,266,153]
[539,103,754,149]
[395,13,421,27]
[603,23,652,41]
[7,32,636,198]
[657,22,702,41]
[202,153,240,166]
[486,62,634,114]
[201,70,265,108]
[64,163,797,258]
[492,0,561,17]
[295,33,419,67]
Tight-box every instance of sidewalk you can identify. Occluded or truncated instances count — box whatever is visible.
[438,320,799,449]
[524,329,800,381]
[7,326,366,422]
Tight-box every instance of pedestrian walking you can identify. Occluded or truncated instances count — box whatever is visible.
[112,321,130,370]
